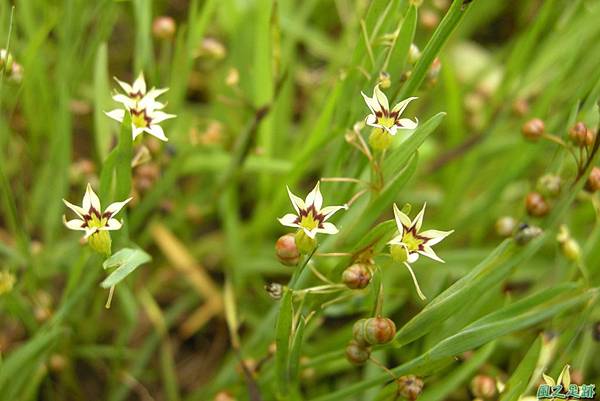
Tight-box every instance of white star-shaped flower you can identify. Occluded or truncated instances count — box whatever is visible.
[112,72,168,109]
[106,96,176,142]
[278,182,348,239]
[63,184,131,239]
[389,203,453,264]
[362,85,418,136]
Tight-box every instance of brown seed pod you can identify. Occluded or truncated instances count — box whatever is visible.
[470,374,497,399]
[342,264,372,289]
[525,192,550,217]
[275,234,300,266]
[345,340,371,365]
[352,318,369,346]
[585,167,600,193]
[364,317,397,345]
[521,118,545,141]
[152,16,176,40]
[397,375,424,401]
[568,122,588,146]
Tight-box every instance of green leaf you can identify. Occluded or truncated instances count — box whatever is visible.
[499,337,542,401]
[386,5,417,86]
[101,248,151,288]
[418,341,496,401]
[397,0,470,100]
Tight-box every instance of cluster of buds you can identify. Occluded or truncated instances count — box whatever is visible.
[556,225,581,262]
[0,49,23,83]
[568,122,596,148]
[346,316,396,365]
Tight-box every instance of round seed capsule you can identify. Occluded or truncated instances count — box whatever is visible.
[342,264,372,289]
[345,340,370,365]
[275,234,300,266]
[521,118,545,141]
[364,317,396,345]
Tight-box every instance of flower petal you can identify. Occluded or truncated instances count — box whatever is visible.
[83,228,98,239]
[317,222,338,235]
[412,203,426,232]
[420,229,454,246]
[286,186,305,213]
[321,204,348,221]
[83,183,101,213]
[104,198,132,218]
[63,215,86,231]
[392,203,410,234]
[146,125,169,142]
[150,110,177,124]
[303,227,317,239]
[102,218,123,231]
[145,87,169,100]
[365,114,378,126]
[407,252,420,263]
[373,85,389,112]
[105,109,125,122]
[278,213,299,227]
[418,245,445,263]
[133,126,145,139]
[387,234,405,246]
[62,199,86,219]
[114,77,133,94]
[112,94,137,109]
[361,91,381,115]
[391,96,418,115]
[396,117,418,130]
[132,72,146,94]
[305,181,323,210]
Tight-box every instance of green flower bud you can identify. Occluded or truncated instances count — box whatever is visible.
[87,230,112,257]
[0,270,16,295]
[561,239,581,262]
[369,128,393,151]
[390,244,409,263]
[294,230,316,254]
[345,340,370,365]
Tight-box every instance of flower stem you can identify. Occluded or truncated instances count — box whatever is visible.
[403,262,427,300]
[105,285,116,309]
